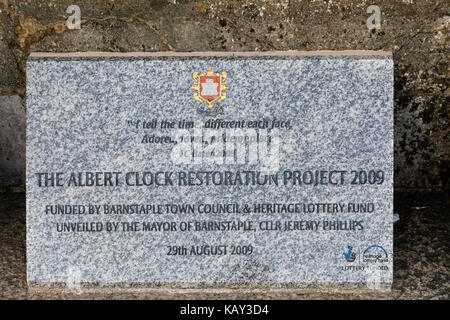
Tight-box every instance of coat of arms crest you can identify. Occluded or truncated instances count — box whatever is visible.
[190,67,229,110]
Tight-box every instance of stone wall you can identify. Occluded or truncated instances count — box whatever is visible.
[0,0,448,190]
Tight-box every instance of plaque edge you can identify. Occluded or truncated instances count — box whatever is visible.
[28,50,393,59]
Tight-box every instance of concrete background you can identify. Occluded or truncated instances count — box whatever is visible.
[0,0,448,191]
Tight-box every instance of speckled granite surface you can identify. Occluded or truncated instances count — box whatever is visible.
[26,52,393,284]
[1,192,447,299]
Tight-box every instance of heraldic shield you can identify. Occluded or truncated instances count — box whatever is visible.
[190,67,230,110]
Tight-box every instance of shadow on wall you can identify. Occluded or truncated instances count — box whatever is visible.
[0,96,25,187]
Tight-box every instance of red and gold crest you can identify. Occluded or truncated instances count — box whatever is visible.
[190,67,229,110]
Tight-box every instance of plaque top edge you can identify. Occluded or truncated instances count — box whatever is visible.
[28,50,392,60]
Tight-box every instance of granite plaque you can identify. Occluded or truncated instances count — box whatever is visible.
[27,51,393,285]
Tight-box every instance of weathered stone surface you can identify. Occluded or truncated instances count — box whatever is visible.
[0,0,448,190]
[27,52,393,284]
[0,95,25,186]
[0,9,22,95]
